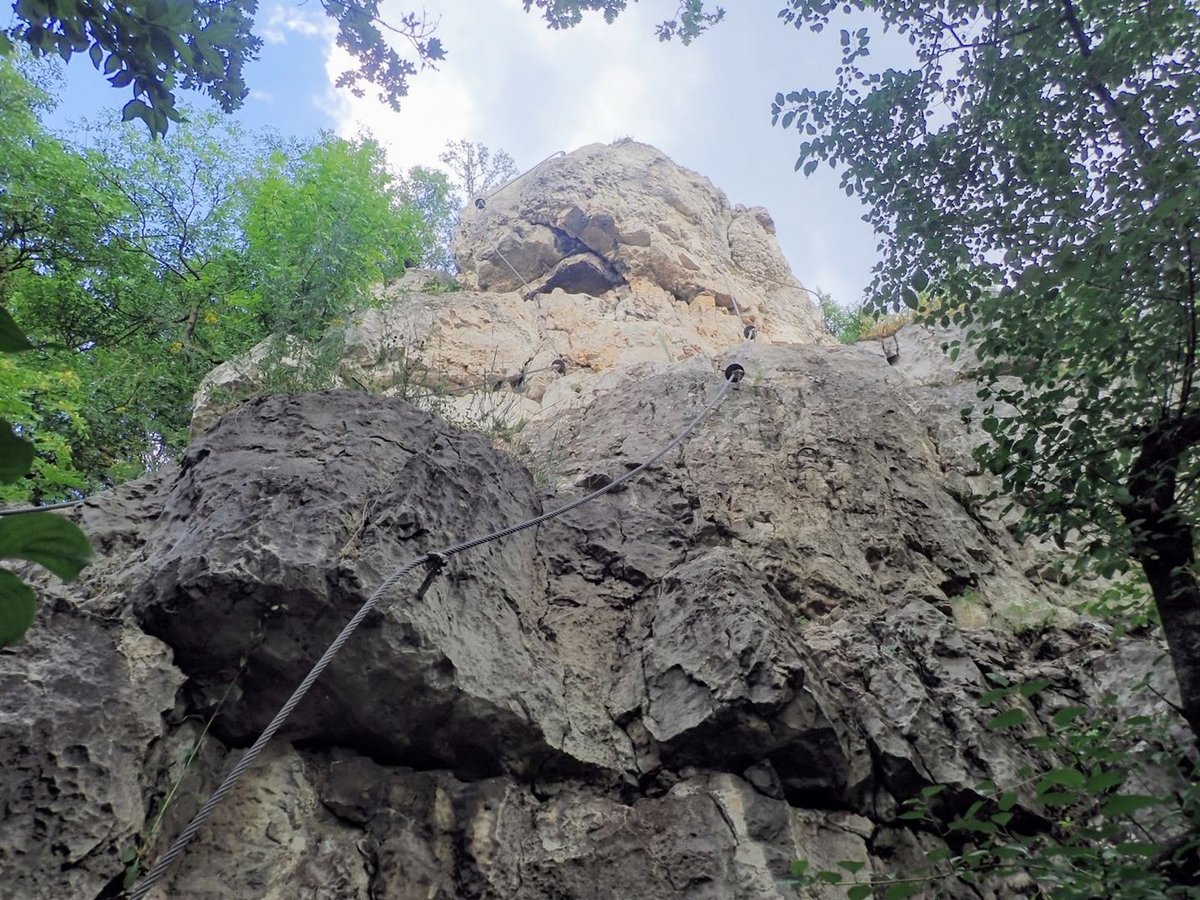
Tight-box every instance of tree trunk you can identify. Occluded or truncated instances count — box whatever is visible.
[1120,417,1200,740]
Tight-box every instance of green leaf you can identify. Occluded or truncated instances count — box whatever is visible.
[1101,794,1162,817]
[1018,678,1051,698]
[1036,768,1086,794]
[0,513,91,580]
[0,307,33,351]
[950,818,998,834]
[789,860,809,877]
[978,686,1013,706]
[121,98,153,124]
[88,41,103,68]
[1039,791,1077,807]
[986,708,1027,731]
[0,421,34,484]
[0,568,36,647]
[847,886,874,900]
[1052,706,1088,728]
[885,884,921,900]
[838,860,865,874]
[1087,770,1126,793]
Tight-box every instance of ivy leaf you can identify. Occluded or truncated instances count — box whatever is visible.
[0,307,33,351]
[0,568,36,647]
[0,513,92,580]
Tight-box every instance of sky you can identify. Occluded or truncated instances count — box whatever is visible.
[47,1,901,306]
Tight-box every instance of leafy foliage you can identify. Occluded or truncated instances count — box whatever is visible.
[0,314,91,647]
[789,679,1200,897]
[0,0,445,135]
[2,0,259,135]
[242,134,424,335]
[522,0,725,42]
[438,139,519,203]
[817,289,870,343]
[763,1,1200,733]
[1,59,436,502]
[398,165,458,271]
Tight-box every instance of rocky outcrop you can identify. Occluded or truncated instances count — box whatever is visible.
[0,143,1185,899]
[191,142,825,435]
[453,142,823,345]
[3,344,1178,898]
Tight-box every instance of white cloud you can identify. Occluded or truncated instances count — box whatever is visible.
[250,88,276,104]
[260,3,332,45]
[320,0,708,175]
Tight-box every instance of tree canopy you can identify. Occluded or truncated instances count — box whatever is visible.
[1,0,445,134]
[761,0,1200,736]
[0,58,437,503]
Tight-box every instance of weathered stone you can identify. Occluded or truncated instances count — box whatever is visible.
[0,602,182,899]
[3,142,1190,900]
[129,391,597,777]
[454,141,824,345]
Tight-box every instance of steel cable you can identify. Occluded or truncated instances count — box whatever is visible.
[128,337,753,898]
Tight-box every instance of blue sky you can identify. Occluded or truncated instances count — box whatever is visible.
[48,1,901,307]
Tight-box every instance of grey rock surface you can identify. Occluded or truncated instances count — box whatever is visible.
[1,147,1186,899]
[1,359,1180,897]
[0,601,182,899]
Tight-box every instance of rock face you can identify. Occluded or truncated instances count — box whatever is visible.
[0,144,1185,899]
[191,142,825,435]
[452,142,823,345]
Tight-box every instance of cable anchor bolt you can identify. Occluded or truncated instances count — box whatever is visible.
[743,325,757,340]
[724,363,746,384]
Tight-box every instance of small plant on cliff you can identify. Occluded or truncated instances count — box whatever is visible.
[817,289,870,344]
[787,677,1200,898]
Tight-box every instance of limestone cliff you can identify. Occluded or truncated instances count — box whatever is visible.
[0,142,1183,899]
